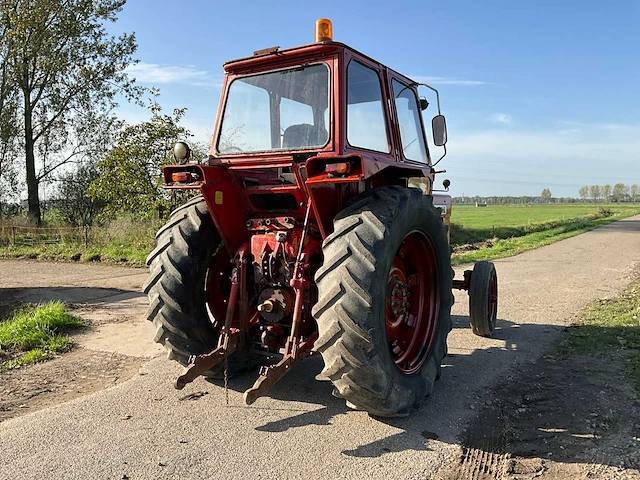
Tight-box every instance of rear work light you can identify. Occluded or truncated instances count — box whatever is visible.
[325,162,351,176]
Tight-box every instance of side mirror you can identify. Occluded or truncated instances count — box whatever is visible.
[173,141,191,164]
[432,115,447,146]
[419,98,429,111]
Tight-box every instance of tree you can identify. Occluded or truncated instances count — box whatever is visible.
[0,0,141,224]
[89,99,204,218]
[0,11,19,198]
[631,184,638,203]
[56,161,105,226]
[540,188,552,203]
[602,184,611,202]
[612,183,628,202]
[589,185,600,203]
[578,186,588,202]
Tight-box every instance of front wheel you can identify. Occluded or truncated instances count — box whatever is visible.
[468,261,498,337]
[312,186,453,416]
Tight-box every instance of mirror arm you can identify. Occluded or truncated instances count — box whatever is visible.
[415,81,446,166]
[432,144,447,167]
[414,82,442,115]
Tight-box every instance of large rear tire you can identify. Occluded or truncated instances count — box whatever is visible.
[312,186,453,416]
[144,195,259,377]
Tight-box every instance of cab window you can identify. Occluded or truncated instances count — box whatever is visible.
[392,79,428,163]
[347,61,389,152]
[217,63,329,153]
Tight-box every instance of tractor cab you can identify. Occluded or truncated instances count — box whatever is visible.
[209,18,447,172]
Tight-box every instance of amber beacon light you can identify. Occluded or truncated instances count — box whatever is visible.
[315,18,333,42]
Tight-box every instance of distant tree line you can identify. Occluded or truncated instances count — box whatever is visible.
[453,184,639,205]
[578,183,638,203]
[452,193,580,205]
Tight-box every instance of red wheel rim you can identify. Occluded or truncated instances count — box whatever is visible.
[385,230,440,374]
[489,273,498,323]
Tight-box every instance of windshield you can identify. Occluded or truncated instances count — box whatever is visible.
[217,64,330,154]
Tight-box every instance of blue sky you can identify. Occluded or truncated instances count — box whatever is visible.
[111,0,639,197]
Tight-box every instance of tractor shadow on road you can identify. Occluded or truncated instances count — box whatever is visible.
[334,314,542,458]
[338,316,640,472]
[212,355,351,431]
[207,313,640,469]
[219,315,564,458]
[0,286,145,307]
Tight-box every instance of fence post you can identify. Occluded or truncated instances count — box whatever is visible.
[84,226,88,248]
[12,226,16,245]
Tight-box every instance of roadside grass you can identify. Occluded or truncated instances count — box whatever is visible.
[0,215,156,267]
[556,279,640,393]
[0,301,87,369]
[0,243,149,267]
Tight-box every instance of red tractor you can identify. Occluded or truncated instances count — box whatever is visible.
[144,19,498,416]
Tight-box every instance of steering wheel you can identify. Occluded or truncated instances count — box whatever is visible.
[225,146,243,153]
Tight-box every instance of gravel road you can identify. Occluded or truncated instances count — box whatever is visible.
[1,216,639,480]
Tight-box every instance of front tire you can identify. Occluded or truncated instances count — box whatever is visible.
[469,261,498,337]
[312,186,453,416]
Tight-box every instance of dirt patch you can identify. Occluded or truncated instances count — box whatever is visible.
[0,347,144,422]
[0,262,160,422]
[434,353,640,480]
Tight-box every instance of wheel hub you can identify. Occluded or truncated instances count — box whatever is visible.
[388,268,410,320]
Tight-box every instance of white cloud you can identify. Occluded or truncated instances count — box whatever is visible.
[602,123,634,131]
[410,75,487,86]
[489,113,513,125]
[126,62,222,88]
[558,128,582,135]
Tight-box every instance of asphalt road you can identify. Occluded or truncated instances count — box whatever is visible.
[1,216,639,480]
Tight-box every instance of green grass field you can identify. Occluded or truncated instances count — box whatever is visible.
[450,203,640,264]
[451,203,640,229]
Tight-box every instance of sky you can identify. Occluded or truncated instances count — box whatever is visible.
[109,0,640,197]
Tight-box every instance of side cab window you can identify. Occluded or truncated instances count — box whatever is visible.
[391,79,428,163]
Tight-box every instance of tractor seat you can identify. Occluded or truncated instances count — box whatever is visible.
[282,124,328,149]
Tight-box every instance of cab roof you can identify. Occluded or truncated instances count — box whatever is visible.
[222,41,418,87]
